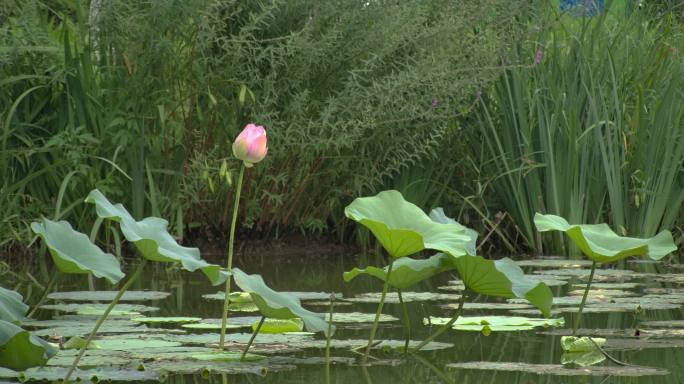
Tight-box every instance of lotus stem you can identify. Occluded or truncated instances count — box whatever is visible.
[87,217,104,292]
[397,289,411,354]
[412,290,467,352]
[325,294,335,384]
[219,164,246,350]
[362,261,395,364]
[573,260,596,335]
[241,316,265,361]
[27,271,60,318]
[64,259,147,382]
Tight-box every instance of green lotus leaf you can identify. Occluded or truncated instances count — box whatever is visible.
[255,318,304,333]
[0,287,28,324]
[447,254,553,317]
[343,253,454,289]
[47,290,170,302]
[534,213,677,263]
[85,189,228,285]
[561,336,606,352]
[428,208,478,256]
[0,320,57,371]
[426,315,564,333]
[344,190,475,257]
[560,351,606,367]
[30,218,125,284]
[231,268,334,337]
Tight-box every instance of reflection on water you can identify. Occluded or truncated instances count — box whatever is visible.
[18,252,684,383]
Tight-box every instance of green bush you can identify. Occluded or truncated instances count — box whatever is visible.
[0,0,524,250]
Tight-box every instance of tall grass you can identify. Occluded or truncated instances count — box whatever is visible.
[475,4,684,254]
[1,0,525,252]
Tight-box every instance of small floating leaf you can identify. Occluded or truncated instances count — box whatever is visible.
[40,303,159,316]
[201,291,253,302]
[255,318,303,333]
[560,351,606,367]
[561,336,606,352]
[425,315,564,333]
[326,312,399,324]
[132,317,201,324]
[93,338,182,350]
[534,213,676,263]
[447,361,668,377]
[515,259,593,268]
[31,218,125,284]
[346,291,461,304]
[191,351,265,362]
[0,320,57,371]
[48,291,170,302]
[63,336,100,350]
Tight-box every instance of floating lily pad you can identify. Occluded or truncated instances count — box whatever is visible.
[447,361,668,377]
[515,258,593,268]
[534,268,646,279]
[346,291,462,304]
[512,301,679,316]
[93,338,182,350]
[344,253,454,289]
[181,317,261,330]
[10,366,163,382]
[39,303,159,316]
[571,282,640,289]
[641,320,684,328]
[326,312,399,323]
[202,291,341,302]
[567,289,637,298]
[441,302,534,311]
[561,336,606,352]
[534,213,676,263]
[132,317,201,324]
[0,320,57,371]
[191,351,265,362]
[256,318,304,333]
[31,324,154,338]
[344,190,476,258]
[31,218,126,284]
[86,189,228,285]
[0,287,28,324]
[23,317,137,329]
[47,290,170,302]
[561,351,605,367]
[425,316,564,333]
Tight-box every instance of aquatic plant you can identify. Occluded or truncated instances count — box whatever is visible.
[0,287,56,370]
[230,268,333,360]
[219,123,268,350]
[534,213,677,338]
[55,190,228,381]
[344,190,552,359]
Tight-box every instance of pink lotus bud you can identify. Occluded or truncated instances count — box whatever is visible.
[232,123,268,166]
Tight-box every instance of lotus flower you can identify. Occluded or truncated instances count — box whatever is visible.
[232,124,268,166]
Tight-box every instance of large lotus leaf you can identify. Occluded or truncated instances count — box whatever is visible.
[534,213,676,263]
[447,254,553,317]
[0,320,57,371]
[0,287,27,324]
[428,208,478,256]
[344,190,475,257]
[231,268,334,337]
[85,189,228,285]
[343,253,454,289]
[30,218,124,284]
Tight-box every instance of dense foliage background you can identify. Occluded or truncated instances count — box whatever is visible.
[2,0,684,258]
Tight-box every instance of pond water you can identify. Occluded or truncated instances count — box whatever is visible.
[8,251,684,383]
